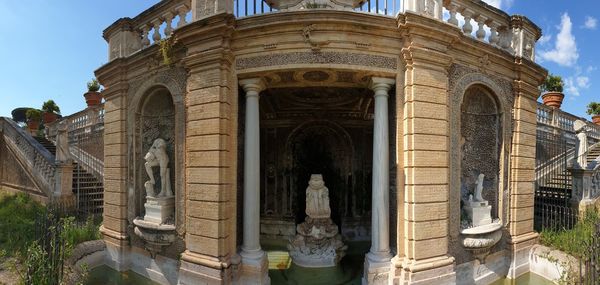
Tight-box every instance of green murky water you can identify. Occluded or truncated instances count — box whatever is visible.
[86,265,160,285]
[490,272,555,285]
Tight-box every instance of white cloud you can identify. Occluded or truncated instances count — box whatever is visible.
[576,76,590,88]
[538,13,579,67]
[481,0,514,10]
[538,34,552,45]
[564,77,580,97]
[584,16,597,30]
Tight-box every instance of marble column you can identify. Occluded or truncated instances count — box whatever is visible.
[239,78,270,284]
[364,77,395,284]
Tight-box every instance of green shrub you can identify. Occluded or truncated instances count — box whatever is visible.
[41,100,60,114]
[25,109,42,121]
[0,193,44,257]
[87,78,101,92]
[586,102,600,116]
[540,210,599,258]
[61,216,101,257]
[540,74,564,93]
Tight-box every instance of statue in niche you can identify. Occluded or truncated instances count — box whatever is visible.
[574,120,588,169]
[144,138,173,197]
[305,175,331,219]
[474,173,485,202]
[55,120,70,163]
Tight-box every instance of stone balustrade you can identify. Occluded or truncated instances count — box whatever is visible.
[440,0,539,61]
[537,103,600,142]
[0,117,56,197]
[46,105,105,181]
[103,0,191,61]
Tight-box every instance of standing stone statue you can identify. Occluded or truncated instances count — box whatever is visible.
[474,173,485,202]
[305,175,331,219]
[574,120,589,169]
[55,120,70,163]
[144,138,173,197]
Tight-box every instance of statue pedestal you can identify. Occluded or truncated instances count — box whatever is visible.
[143,196,175,224]
[464,200,492,227]
[288,217,347,268]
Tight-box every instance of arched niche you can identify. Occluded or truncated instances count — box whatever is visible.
[460,85,502,218]
[135,87,176,218]
[448,69,514,264]
[284,121,355,227]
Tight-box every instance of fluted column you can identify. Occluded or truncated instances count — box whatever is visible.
[239,78,270,284]
[364,77,395,285]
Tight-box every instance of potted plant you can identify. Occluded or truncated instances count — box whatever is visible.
[41,100,61,124]
[540,74,564,109]
[587,102,600,125]
[26,109,42,133]
[84,78,102,107]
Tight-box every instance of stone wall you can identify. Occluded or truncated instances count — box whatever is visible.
[0,135,45,200]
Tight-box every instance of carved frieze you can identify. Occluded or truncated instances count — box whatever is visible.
[236,52,397,70]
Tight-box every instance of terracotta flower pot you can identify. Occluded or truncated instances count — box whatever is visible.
[593,115,600,125]
[84,91,103,107]
[541,91,565,109]
[43,112,58,124]
[27,119,40,132]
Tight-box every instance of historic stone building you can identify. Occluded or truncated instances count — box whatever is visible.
[95,0,546,284]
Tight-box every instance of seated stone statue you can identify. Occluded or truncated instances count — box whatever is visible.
[305,174,331,219]
[144,138,173,198]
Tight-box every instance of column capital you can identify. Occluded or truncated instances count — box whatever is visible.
[239,78,266,96]
[369,77,395,96]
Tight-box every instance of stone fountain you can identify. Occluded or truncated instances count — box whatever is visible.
[133,138,176,257]
[288,174,347,267]
[460,173,503,262]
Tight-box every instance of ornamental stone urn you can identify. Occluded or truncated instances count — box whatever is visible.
[541,91,564,109]
[84,91,102,107]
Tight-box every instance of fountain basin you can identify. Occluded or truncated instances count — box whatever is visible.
[460,221,503,262]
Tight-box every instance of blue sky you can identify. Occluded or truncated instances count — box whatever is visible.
[0,1,597,120]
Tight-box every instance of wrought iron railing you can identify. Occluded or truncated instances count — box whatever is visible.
[0,117,56,197]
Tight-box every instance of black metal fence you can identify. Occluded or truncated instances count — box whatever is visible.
[578,223,600,284]
[534,129,575,231]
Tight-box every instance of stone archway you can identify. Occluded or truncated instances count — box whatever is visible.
[286,121,354,226]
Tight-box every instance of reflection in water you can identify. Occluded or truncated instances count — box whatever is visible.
[87,265,160,285]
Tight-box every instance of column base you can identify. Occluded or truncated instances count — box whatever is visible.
[362,252,392,285]
[178,251,236,285]
[100,226,131,272]
[398,256,456,285]
[239,248,270,285]
[507,232,538,279]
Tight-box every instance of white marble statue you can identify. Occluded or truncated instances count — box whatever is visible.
[305,174,331,219]
[288,174,346,267]
[574,120,589,169]
[144,138,173,197]
[55,120,70,163]
[474,173,485,202]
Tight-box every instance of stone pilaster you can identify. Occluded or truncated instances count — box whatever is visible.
[506,67,545,278]
[95,60,131,270]
[191,0,233,20]
[53,162,73,200]
[396,22,456,283]
[176,14,240,284]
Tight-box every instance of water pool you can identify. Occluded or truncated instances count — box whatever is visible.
[489,272,555,285]
[86,265,160,285]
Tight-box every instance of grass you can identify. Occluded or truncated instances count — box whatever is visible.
[0,193,44,258]
[539,210,599,258]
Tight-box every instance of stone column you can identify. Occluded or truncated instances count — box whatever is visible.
[364,77,395,284]
[239,78,270,284]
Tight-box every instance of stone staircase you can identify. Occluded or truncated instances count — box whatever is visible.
[537,144,600,205]
[34,136,104,213]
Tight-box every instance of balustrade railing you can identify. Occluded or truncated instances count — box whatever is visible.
[105,0,538,62]
[0,117,56,197]
[46,106,105,181]
[537,103,600,142]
